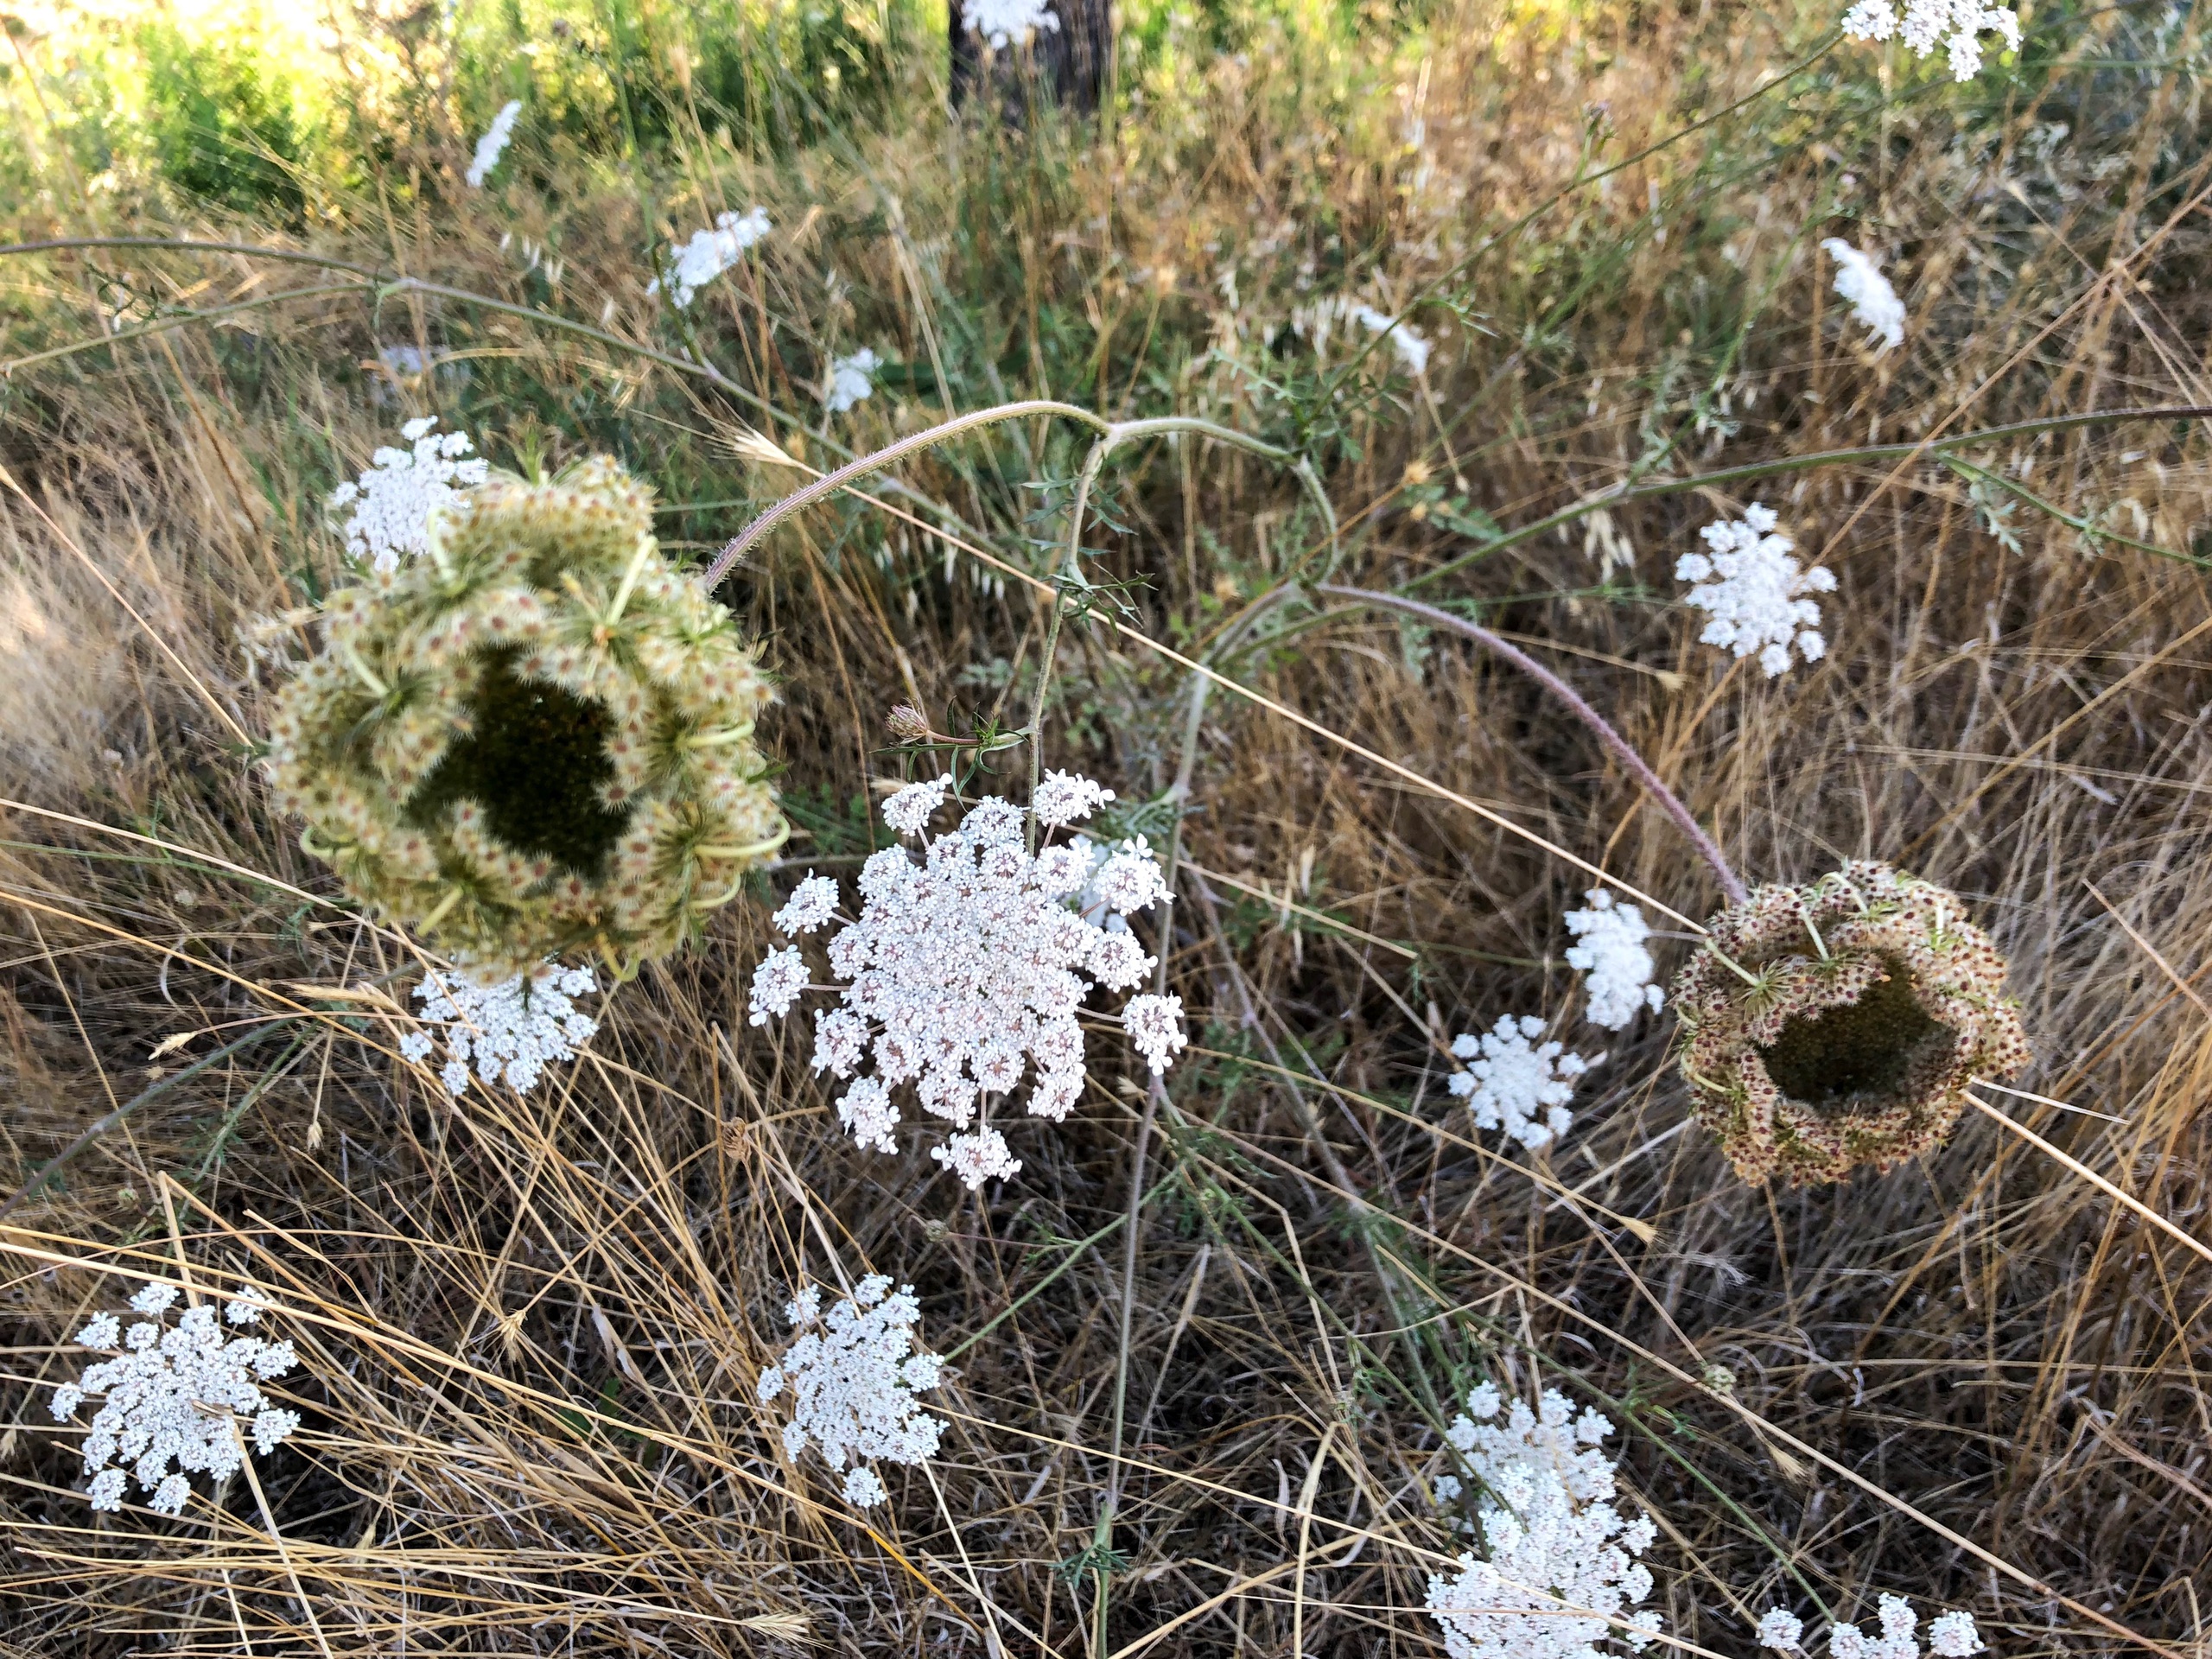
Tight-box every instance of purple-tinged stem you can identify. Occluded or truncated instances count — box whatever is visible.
[1316,583,1750,906]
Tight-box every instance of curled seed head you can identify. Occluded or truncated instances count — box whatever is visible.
[1670,861,2030,1185]
[267,458,786,977]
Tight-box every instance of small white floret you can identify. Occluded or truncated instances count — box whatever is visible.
[822,348,880,415]
[1033,770,1116,827]
[648,208,772,309]
[1562,889,1664,1030]
[748,946,810,1026]
[931,1126,1024,1189]
[1821,240,1905,354]
[1446,1015,1600,1151]
[412,960,600,1094]
[465,99,522,188]
[775,874,841,936]
[328,417,490,575]
[1758,1609,1805,1650]
[1675,504,1836,679]
[1122,993,1188,1074]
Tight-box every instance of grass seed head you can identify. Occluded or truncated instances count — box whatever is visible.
[267,457,786,978]
[1670,861,2030,1185]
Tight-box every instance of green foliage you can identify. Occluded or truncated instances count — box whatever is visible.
[138,23,307,217]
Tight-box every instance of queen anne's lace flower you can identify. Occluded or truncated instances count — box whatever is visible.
[466,99,522,188]
[1426,1385,1662,1659]
[327,416,490,575]
[1448,1016,1601,1151]
[1562,891,1664,1031]
[1767,1595,1982,1659]
[51,1282,299,1517]
[1841,0,2019,79]
[823,348,880,415]
[961,0,1060,49]
[405,961,598,1095]
[1675,505,1837,678]
[757,1275,943,1508]
[648,208,771,308]
[1821,241,1906,353]
[749,775,1182,1187]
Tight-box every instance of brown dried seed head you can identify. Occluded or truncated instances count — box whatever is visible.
[1669,861,2031,1185]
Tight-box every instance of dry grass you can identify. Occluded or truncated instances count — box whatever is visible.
[0,0,2209,1653]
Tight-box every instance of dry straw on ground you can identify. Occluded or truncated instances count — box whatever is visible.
[0,1,2209,1654]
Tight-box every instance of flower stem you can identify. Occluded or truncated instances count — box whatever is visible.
[1316,583,1749,906]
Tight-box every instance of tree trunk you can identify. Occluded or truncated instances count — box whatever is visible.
[950,0,1110,121]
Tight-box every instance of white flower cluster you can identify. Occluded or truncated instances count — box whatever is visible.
[961,0,1061,50]
[1294,296,1433,376]
[1427,1383,1662,1659]
[648,207,772,308]
[50,1282,299,1517]
[400,961,599,1096]
[327,416,490,575]
[823,347,880,414]
[1675,505,1836,679]
[1758,1596,1983,1658]
[1449,1016,1601,1152]
[465,99,522,188]
[1562,891,1663,1031]
[758,1276,944,1508]
[1820,240,1905,354]
[1841,0,2019,80]
[747,772,1182,1190]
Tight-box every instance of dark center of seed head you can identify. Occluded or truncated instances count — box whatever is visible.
[1756,956,1954,1109]
[407,648,632,877]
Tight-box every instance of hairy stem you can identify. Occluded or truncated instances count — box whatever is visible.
[1317,582,1749,905]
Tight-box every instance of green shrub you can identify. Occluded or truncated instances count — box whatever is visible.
[139,23,306,218]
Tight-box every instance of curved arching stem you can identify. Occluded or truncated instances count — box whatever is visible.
[703,400,1111,588]
[1316,583,1749,906]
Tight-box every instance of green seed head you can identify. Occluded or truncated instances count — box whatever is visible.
[1670,861,2031,1185]
[266,457,786,978]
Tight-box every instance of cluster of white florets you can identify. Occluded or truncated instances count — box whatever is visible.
[1448,1016,1602,1152]
[747,772,1183,1190]
[1561,891,1664,1032]
[465,99,522,188]
[50,1282,299,1518]
[1758,1596,1983,1658]
[758,1276,944,1508]
[649,208,772,308]
[1427,1383,1662,1659]
[327,416,490,575]
[961,0,1060,49]
[1675,505,1836,679]
[1841,0,2020,79]
[1821,240,1906,354]
[823,348,880,414]
[399,961,599,1096]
